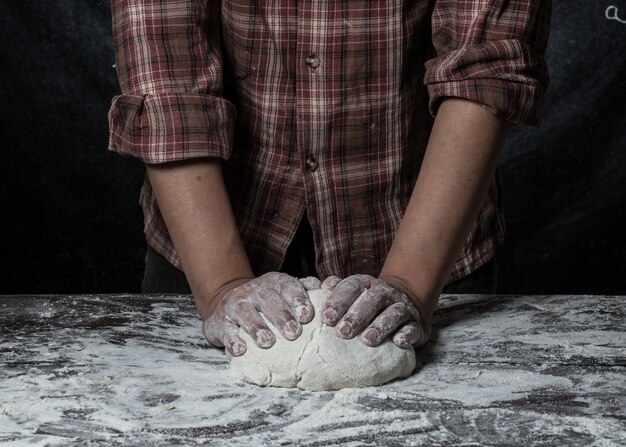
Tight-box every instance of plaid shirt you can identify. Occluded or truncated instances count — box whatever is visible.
[108,0,550,283]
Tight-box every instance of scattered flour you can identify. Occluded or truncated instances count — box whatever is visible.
[1,295,624,445]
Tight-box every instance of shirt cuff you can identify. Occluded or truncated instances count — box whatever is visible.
[424,42,549,127]
[108,93,236,164]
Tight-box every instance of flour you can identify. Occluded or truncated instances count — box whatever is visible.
[229,290,416,390]
[1,294,624,445]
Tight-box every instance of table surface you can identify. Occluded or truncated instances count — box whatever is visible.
[1,293,625,446]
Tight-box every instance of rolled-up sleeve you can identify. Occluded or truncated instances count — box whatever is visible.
[108,0,236,164]
[424,0,551,126]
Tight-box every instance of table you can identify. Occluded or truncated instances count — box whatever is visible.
[1,294,625,446]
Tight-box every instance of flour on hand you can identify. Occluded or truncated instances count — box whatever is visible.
[229,289,416,391]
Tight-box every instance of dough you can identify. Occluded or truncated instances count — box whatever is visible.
[229,289,416,391]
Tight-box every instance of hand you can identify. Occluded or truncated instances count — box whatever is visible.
[202,272,319,357]
[320,275,431,348]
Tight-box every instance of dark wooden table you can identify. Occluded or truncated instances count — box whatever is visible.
[1,294,625,446]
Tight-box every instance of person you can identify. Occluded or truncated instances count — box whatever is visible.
[108,0,551,357]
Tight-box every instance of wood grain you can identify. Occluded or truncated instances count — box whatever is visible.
[1,294,625,446]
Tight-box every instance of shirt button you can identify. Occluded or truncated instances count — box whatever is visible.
[305,54,320,69]
[305,156,319,172]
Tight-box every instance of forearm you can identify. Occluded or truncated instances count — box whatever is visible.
[146,159,254,320]
[380,98,509,317]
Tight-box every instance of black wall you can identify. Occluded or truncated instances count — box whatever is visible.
[497,2,626,294]
[1,1,145,293]
[1,1,625,294]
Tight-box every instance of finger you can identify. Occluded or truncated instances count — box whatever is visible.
[334,285,394,339]
[321,275,371,326]
[392,321,422,348]
[253,289,303,341]
[202,318,225,348]
[360,302,414,347]
[299,276,321,291]
[321,275,341,291]
[228,301,276,348]
[222,320,248,356]
[277,276,315,324]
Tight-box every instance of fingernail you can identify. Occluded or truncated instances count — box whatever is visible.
[337,320,352,337]
[394,333,410,348]
[283,320,301,338]
[231,341,246,356]
[323,309,337,324]
[363,328,379,344]
[256,329,274,347]
[296,305,311,321]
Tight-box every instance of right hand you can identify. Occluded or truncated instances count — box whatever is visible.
[202,272,319,357]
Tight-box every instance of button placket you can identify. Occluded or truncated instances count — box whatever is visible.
[303,53,320,173]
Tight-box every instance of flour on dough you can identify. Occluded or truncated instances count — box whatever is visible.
[229,289,416,391]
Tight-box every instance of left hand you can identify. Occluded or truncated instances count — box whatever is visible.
[320,275,431,348]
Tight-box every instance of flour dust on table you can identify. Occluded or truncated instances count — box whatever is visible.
[229,289,416,390]
[2,294,625,445]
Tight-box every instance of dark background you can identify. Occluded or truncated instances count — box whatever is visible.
[1,1,625,294]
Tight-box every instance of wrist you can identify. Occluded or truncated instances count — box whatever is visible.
[378,273,436,344]
[193,274,254,321]
[378,271,439,323]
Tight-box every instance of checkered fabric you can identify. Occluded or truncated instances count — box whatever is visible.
[108,0,551,283]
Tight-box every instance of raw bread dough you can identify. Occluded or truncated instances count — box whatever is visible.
[229,289,416,391]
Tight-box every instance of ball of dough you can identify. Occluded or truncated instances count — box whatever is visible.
[229,289,416,391]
